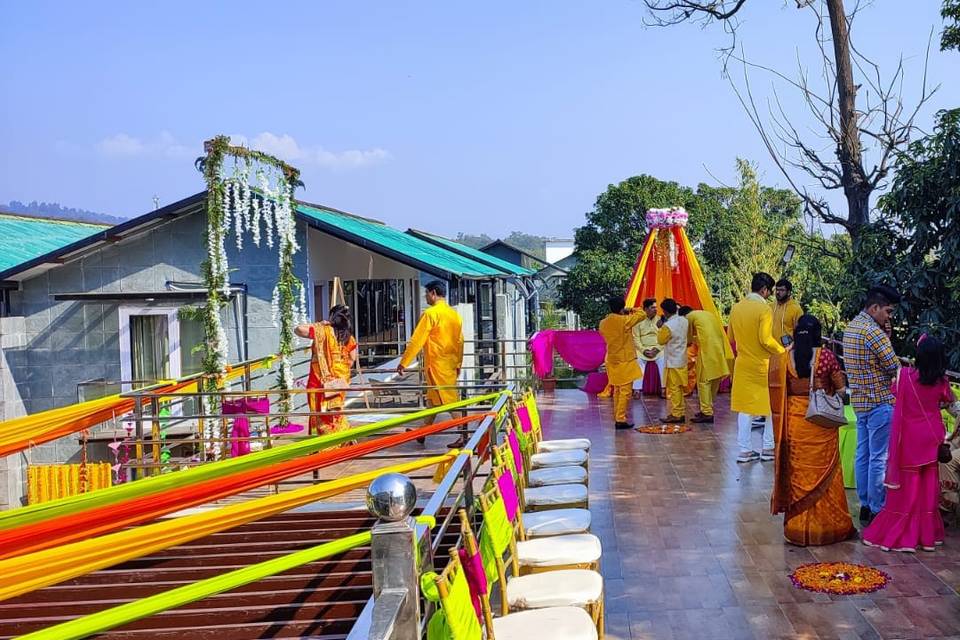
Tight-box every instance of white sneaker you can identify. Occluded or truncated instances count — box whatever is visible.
[737,450,760,463]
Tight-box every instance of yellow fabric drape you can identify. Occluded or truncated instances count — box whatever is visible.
[0,358,267,457]
[27,463,113,505]
[625,233,657,307]
[678,229,723,321]
[0,452,457,602]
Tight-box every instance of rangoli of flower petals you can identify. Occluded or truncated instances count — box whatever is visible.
[789,562,889,595]
[635,424,691,434]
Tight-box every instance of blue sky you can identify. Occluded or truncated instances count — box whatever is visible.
[1,1,956,238]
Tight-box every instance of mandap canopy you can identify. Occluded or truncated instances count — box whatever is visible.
[625,208,721,319]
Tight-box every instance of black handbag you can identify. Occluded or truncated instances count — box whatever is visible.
[939,442,953,464]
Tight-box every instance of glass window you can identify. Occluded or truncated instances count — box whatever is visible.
[129,315,170,388]
[179,316,206,376]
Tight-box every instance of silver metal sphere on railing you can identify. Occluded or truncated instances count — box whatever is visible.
[366,473,417,522]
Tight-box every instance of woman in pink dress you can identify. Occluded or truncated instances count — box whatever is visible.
[863,335,957,552]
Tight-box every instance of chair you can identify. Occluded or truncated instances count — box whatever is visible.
[478,480,601,575]
[518,392,591,453]
[493,443,589,513]
[513,395,589,471]
[458,509,604,638]
[505,413,588,487]
[432,547,598,640]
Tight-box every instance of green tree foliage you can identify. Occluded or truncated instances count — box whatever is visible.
[560,164,851,328]
[504,232,548,260]
[868,109,960,366]
[455,232,494,249]
[943,0,960,51]
[455,231,548,260]
[697,160,806,315]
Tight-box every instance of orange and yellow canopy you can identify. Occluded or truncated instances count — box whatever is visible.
[624,224,721,318]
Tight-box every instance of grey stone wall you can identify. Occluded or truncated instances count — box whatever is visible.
[0,207,308,508]
[0,317,27,508]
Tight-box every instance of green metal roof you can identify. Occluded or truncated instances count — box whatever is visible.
[295,204,508,279]
[0,214,108,272]
[407,229,535,276]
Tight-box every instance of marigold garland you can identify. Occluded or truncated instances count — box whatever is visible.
[789,562,889,595]
[635,424,691,434]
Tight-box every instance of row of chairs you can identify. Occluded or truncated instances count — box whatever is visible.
[425,391,603,640]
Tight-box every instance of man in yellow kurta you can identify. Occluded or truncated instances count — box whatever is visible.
[771,278,803,346]
[598,295,645,429]
[728,273,785,463]
[680,306,734,424]
[632,298,664,399]
[656,299,689,423]
[397,280,464,445]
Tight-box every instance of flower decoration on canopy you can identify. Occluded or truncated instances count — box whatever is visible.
[789,562,889,595]
[645,207,689,229]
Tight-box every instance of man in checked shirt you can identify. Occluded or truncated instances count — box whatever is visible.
[842,285,902,526]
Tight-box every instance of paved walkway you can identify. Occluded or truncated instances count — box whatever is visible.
[539,389,960,640]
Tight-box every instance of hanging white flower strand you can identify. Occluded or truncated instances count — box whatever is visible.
[200,135,303,432]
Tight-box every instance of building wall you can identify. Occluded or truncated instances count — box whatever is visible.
[307,227,418,331]
[0,317,27,508]
[544,240,574,265]
[4,207,309,417]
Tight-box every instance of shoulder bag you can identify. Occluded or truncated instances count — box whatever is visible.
[805,348,847,428]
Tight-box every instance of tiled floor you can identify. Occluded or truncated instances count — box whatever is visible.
[538,389,960,640]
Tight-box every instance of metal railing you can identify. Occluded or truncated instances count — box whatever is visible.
[346,391,510,640]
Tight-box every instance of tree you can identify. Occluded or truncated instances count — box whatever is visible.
[642,1,935,242]
[454,232,493,249]
[504,232,548,260]
[697,160,807,314]
[560,166,851,327]
[870,109,960,367]
[944,0,960,51]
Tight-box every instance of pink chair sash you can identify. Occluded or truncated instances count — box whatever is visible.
[497,469,520,523]
[516,406,533,434]
[457,547,488,621]
[507,431,524,475]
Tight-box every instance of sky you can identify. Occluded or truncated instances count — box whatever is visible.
[0,1,956,239]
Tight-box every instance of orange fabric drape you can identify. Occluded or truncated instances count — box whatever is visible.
[0,413,490,560]
[624,226,722,321]
[0,360,267,458]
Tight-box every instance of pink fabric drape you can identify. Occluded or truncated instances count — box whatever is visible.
[223,397,271,457]
[528,330,606,378]
[581,372,609,394]
[457,547,488,621]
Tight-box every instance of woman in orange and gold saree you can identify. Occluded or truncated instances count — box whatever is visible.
[295,305,357,436]
[770,314,855,546]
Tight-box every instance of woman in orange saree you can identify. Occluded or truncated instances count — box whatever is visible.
[295,305,357,436]
[770,314,855,546]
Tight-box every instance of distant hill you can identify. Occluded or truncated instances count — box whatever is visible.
[1,200,125,225]
[456,231,547,260]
